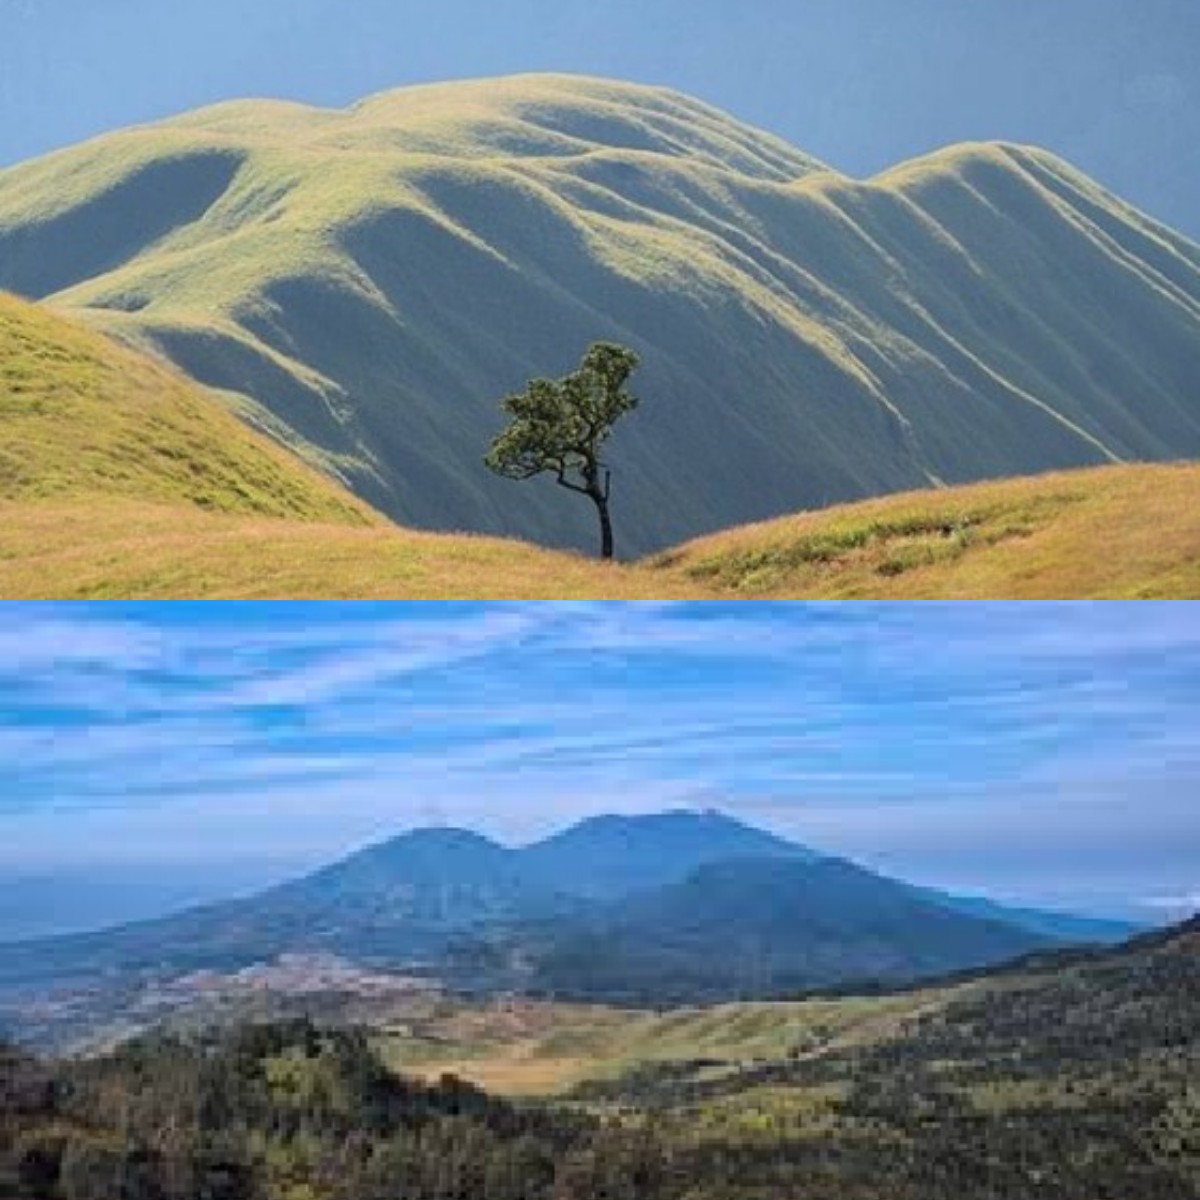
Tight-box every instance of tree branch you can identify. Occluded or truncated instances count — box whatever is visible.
[555,466,592,496]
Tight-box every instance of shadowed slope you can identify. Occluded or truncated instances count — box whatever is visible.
[519,857,1050,1004]
[1,74,1198,554]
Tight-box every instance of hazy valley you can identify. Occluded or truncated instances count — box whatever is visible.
[0,812,1143,1052]
[2,814,1195,1200]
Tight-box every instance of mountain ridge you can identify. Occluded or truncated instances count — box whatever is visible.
[2,73,1198,554]
[0,810,1144,1048]
[510,854,1054,1004]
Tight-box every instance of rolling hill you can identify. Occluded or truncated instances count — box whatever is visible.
[0,290,375,522]
[649,462,1200,597]
[0,290,697,599]
[557,917,1200,1198]
[2,73,1198,556]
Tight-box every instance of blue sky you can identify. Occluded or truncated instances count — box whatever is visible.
[1,602,1197,931]
[1,0,1197,237]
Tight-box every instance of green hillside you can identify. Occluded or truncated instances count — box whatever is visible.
[0,291,705,599]
[0,291,374,523]
[2,73,1198,555]
[5,918,1194,1200]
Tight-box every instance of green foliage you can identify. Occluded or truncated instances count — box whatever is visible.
[0,1019,671,1200]
[485,342,640,558]
[2,922,1198,1199]
[566,920,1200,1200]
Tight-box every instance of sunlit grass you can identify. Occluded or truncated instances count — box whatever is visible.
[374,991,943,1097]
[652,464,1200,599]
[0,292,373,523]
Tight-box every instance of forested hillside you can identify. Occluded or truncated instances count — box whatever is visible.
[3,920,1196,1199]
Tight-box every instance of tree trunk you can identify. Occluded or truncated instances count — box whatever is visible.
[591,491,614,560]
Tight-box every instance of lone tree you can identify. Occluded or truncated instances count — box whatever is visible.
[484,342,641,560]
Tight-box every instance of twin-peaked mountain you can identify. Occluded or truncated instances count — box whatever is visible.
[1,74,1198,553]
[0,812,1139,1007]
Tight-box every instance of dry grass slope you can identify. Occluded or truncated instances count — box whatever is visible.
[1,292,1196,599]
[2,469,1197,599]
[376,991,942,1096]
[0,292,374,523]
[653,464,1200,598]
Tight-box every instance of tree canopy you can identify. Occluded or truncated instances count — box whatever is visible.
[485,342,640,559]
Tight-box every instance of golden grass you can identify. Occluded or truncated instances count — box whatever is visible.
[2,462,1199,598]
[1,286,1197,598]
[0,292,374,524]
[0,499,712,599]
[651,463,1200,599]
[376,991,946,1097]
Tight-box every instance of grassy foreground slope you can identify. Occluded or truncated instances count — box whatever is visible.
[1,74,1198,554]
[1,291,1197,598]
[651,462,1200,598]
[3,466,1197,598]
[0,291,699,598]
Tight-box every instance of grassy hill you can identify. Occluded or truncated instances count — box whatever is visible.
[1,291,1197,598]
[0,291,697,598]
[650,462,1200,598]
[1,73,1198,556]
[0,291,373,523]
[380,923,1200,1196]
[570,920,1200,1199]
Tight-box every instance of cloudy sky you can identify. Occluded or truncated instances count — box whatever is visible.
[1,601,1197,935]
[1,0,1197,237]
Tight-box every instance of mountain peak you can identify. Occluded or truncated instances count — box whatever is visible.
[521,808,816,900]
[152,72,830,184]
[553,807,791,839]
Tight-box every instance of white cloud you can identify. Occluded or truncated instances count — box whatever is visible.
[2,601,1197,916]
